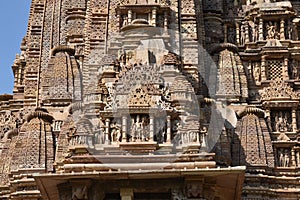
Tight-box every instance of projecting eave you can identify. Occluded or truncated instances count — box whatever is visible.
[34,166,246,200]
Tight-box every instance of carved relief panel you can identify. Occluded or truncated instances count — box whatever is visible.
[66,17,85,41]
[277,148,291,167]
[289,59,300,80]
[271,110,292,133]
[265,21,280,40]
[129,114,150,142]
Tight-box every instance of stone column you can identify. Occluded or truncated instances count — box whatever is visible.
[297,150,300,167]
[105,118,110,144]
[128,10,132,24]
[292,109,297,132]
[259,18,264,41]
[122,115,127,142]
[265,109,270,118]
[294,22,298,40]
[283,57,289,80]
[164,11,168,35]
[291,149,296,167]
[236,22,240,45]
[261,56,267,81]
[117,10,121,30]
[18,67,22,84]
[149,115,154,141]
[224,24,228,43]
[245,22,249,43]
[152,8,157,26]
[280,19,285,40]
[148,13,151,24]
[120,188,133,200]
[166,115,171,144]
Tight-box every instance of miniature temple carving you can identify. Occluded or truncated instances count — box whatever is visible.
[1,0,300,199]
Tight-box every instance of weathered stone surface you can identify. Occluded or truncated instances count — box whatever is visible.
[1,0,300,199]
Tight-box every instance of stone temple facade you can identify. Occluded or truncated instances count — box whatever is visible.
[1,0,300,199]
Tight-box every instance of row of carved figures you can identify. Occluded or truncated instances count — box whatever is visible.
[238,20,296,45]
[67,115,205,147]
[277,148,300,168]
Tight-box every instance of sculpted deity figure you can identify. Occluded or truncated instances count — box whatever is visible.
[253,23,258,42]
[278,148,291,167]
[240,25,245,45]
[249,21,258,42]
[279,149,284,167]
[284,149,290,167]
[72,185,88,200]
[110,122,121,143]
[130,118,136,141]
[186,183,203,198]
[274,111,292,132]
[122,16,128,27]
[267,22,277,40]
[291,60,299,80]
[136,119,143,141]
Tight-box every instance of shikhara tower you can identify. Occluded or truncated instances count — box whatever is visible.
[0,0,300,199]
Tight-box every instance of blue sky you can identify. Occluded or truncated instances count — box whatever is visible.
[0,1,31,94]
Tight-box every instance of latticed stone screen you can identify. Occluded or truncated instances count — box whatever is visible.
[267,60,283,80]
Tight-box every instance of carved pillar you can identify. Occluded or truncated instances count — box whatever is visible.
[105,118,110,144]
[148,13,151,24]
[236,22,240,45]
[117,10,121,30]
[291,148,296,167]
[293,22,298,40]
[261,56,267,81]
[201,131,207,150]
[164,11,168,35]
[224,24,228,43]
[18,67,22,84]
[283,57,289,80]
[128,10,132,24]
[280,19,285,40]
[120,188,133,200]
[292,109,297,132]
[245,22,249,43]
[152,8,157,26]
[166,115,171,144]
[122,115,127,142]
[297,150,300,167]
[149,115,154,141]
[259,18,264,41]
[265,109,270,119]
